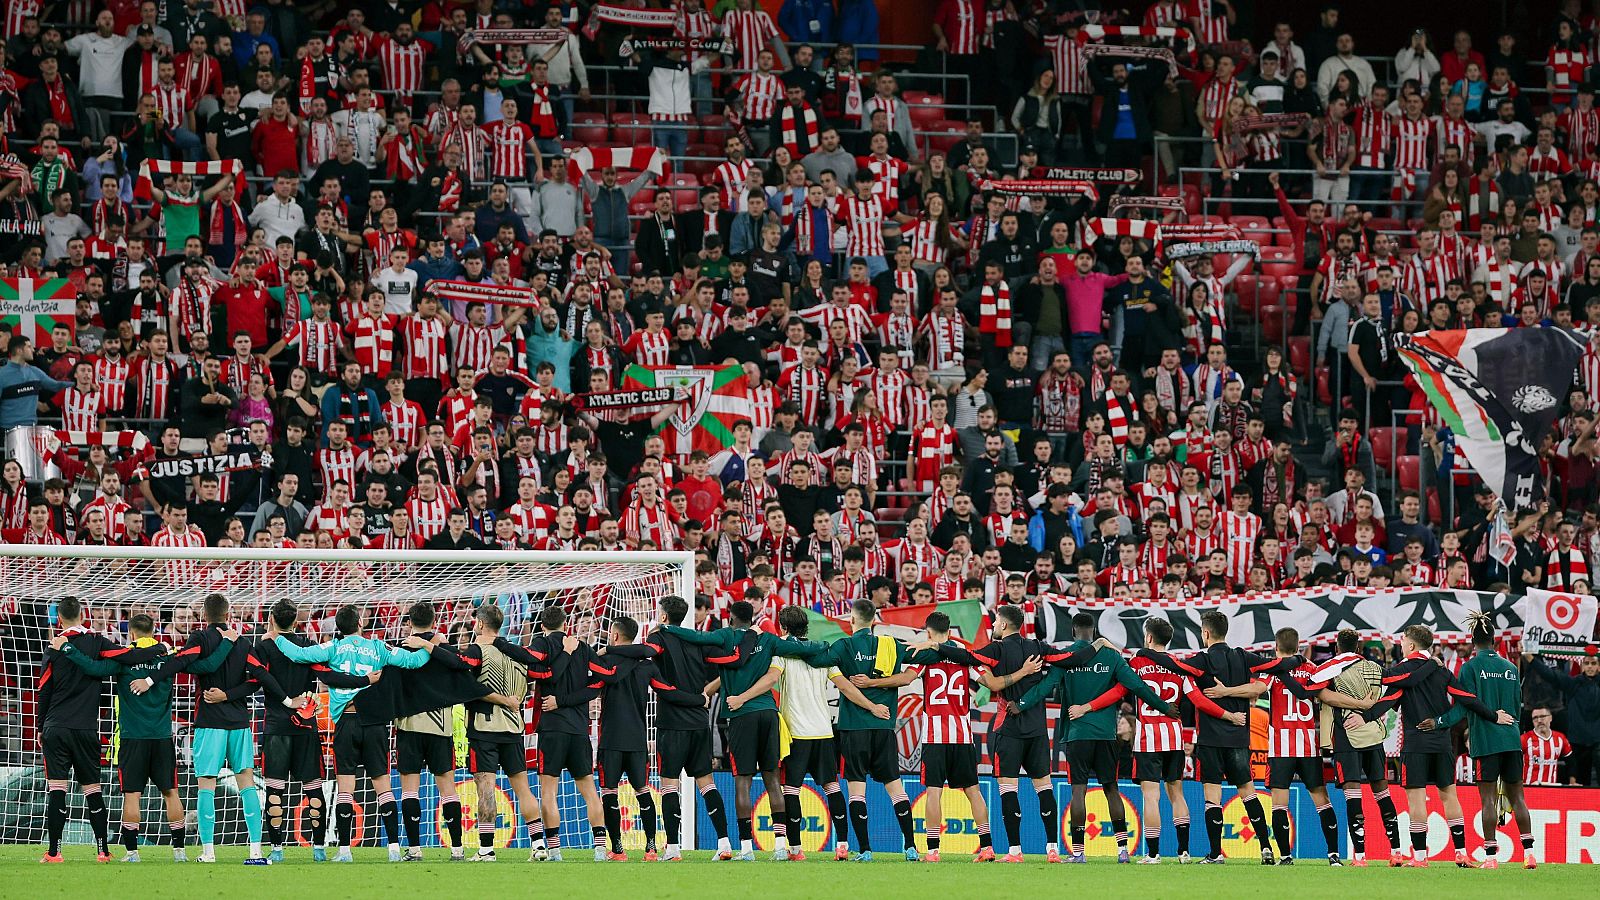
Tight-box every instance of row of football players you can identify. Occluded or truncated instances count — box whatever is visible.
[39,592,1540,865]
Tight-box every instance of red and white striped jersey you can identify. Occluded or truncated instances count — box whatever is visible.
[868,368,910,428]
[1561,106,1600,158]
[736,71,783,122]
[902,219,955,267]
[128,356,176,419]
[722,8,778,71]
[284,318,342,375]
[3,1,41,39]
[451,322,508,375]
[1129,652,1190,753]
[1101,563,1148,592]
[838,195,887,258]
[59,387,102,433]
[1353,103,1392,168]
[1431,114,1476,166]
[1219,510,1260,586]
[713,158,753,211]
[1523,253,1561,283]
[674,6,717,66]
[777,363,829,425]
[317,443,367,490]
[374,35,426,99]
[308,503,349,534]
[919,661,977,745]
[1265,661,1321,758]
[1521,730,1571,786]
[1042,33,1090,95]
[488,120,533,179]
[622,500,676,549]
[1183,526,1223,568]
[771,447,826,486]
[1579,325,1600,400]
[1393,114,1431,169]
[1197,76,1238,124]
[622,329,672,366]
[505,501,556,540]
[531,421,568,458]
[859,155,908,213]
[799,302,873,346]
[151,82,190,122]
[402,315,450,380]
[825,438,876,483]
[1186,0,1229,43]
[886,538,944,581]
[92,356,130,412]
[382,399,424,448]
[404,494,450,541]
[935,0,980,54]
[1403,251,1458,304]
[152,525,208,582]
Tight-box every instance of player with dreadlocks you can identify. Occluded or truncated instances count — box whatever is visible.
[1420,611,1539,869]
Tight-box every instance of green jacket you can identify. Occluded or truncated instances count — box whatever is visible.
[662,625,824,718]
[1019,647,1171,743]
[63,636,233,740]
[808,631,941,731]
[1436,648,1521,757]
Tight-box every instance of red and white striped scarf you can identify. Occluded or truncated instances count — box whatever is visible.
[530,82,558,138]
[207,198,246,249]
[779,103,819,157]
[1105,390,1132,448]
[978,280,1012,347]
[133,158,243,201]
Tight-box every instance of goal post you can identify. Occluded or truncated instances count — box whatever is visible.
[0,546,696,852]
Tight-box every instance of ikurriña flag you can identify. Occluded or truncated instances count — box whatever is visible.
[620,364,754,455]
[1395,328,1585,509]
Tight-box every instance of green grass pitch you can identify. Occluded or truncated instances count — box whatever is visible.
[7,846,1591,899]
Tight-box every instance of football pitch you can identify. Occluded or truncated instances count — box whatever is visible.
[6,846,1590,899]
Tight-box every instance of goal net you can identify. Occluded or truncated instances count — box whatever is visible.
[0,546,693,853]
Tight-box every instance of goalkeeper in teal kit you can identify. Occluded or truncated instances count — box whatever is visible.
[272,604,433,862]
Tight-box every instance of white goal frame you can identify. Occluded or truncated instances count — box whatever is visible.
[0,545,698,850]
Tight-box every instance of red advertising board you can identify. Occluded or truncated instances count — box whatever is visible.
[1360,786,1600,864]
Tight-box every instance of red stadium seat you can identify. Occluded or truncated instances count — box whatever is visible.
[673,190,701,212]
[1260,246,1297,279]
[1260,304,1286,344]
[571,112,609,145]
[926,120,966,154]
[1256,276,1281,310]
[610,112,650,144]
[1397,454,1421,491]
[1234,274,1259,313]
[1316,366,1331,405]
[1288,335,1310,379]
[664,172,700,189]
[876,506,909,538]
[629,194,655,216]
[1369,426,1403,472]
[1427,489,1442,524]
[1231,215,1269,230]
[909,104,945,128]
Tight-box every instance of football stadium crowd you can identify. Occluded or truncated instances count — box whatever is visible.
[3,0,1600,868]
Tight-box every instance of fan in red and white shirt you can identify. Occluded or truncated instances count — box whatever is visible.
[403,471,453,542]
[54,363,104,433]
[269,301,345,376]
[1521,717,1571,787]
[622,473,677,549]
